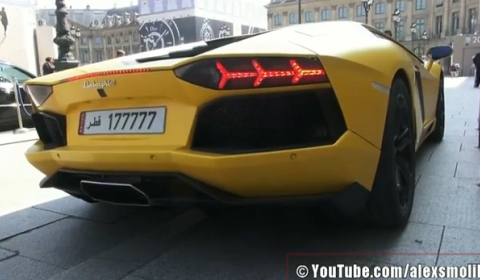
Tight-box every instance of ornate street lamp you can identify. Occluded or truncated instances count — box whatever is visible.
[53,0,79,72]
[361,0,373,24]
[392,8,401,39]
[410,22,417,51]
[70,26,81,38]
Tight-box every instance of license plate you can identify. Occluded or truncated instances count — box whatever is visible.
[78,107,166,135]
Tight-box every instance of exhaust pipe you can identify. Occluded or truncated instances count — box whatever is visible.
[80,180,150,206]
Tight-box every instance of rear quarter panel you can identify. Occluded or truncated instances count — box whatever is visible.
[296,35,418,149]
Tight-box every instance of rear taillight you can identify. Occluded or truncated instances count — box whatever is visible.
[174,57,328,90]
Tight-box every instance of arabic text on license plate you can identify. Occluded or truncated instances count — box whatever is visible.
[79,107,166,135]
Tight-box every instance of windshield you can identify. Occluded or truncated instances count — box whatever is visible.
[0,63,34,84]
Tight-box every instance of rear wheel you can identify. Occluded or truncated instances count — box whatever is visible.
[367,77,416,228]
[427,75,445,143]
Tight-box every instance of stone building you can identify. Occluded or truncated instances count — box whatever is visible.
[36,5,141,64]
[266,0,480,70]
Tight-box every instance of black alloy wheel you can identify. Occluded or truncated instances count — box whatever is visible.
[367,77,416,228]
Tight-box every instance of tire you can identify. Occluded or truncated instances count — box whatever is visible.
[427,75,445,143]
[367,77,416,228]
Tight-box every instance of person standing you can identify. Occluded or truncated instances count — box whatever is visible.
[473,53,480,87]
[0,7,8,36]
[42,57,55,76]
[116,50,125,57]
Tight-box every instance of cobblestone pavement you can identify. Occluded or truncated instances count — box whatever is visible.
[0,77,479,280]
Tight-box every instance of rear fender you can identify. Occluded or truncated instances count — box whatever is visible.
[318,49,415,149]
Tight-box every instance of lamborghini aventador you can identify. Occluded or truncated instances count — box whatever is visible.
[23,21,452,227]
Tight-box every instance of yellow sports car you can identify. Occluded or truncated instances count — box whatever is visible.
[24,21,452,227]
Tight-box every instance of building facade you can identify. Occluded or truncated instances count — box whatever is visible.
[137,0,268,51]
[0,0,37,74]
[266,0,480,69]
[36,5,141,64]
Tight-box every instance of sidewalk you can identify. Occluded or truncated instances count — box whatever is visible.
[0,129,37,146]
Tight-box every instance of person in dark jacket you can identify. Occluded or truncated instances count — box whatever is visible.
[42,57,55,75]
[473,53,480,87]
[0,7,8,36]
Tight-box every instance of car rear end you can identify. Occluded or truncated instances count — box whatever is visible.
[24,33,381,210]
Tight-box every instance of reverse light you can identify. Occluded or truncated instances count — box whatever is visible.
[24,85,53,106]
[174,57,328,90]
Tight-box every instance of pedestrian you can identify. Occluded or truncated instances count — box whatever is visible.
[473,53,480,87]
[116,50,125,57]
[384,30,392,37]
[0,7,8,36]
[42,57,55,76]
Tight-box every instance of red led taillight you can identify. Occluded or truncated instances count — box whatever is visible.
[216,59,325,89]
[174,57,328,90]
[64,68,150,82]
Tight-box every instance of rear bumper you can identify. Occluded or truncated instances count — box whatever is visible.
[26,130,380,198]
[41,169,370,215]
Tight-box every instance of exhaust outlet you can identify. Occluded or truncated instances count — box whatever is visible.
[80,180,150,206]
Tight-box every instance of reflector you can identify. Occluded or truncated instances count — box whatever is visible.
[65,68,150,82]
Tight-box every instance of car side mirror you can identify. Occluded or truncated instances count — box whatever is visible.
[426,46,453,61]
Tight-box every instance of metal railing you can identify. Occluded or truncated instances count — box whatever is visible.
[11,76,32,133]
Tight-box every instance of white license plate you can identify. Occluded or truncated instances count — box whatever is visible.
[78,107,166,135]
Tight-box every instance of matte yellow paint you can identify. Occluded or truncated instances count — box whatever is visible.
[24,21,447,198]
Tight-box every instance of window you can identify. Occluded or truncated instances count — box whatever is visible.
[468,8,477,34]
[356,5,365,17]
[374,22,385,31]
[452,0,459,3]
[321,9,330,20]
[0,64,34,84]
[133,32,139,41]
[115,34,121,44]
[107,36,112,44]
[375,3,385,14]
[451,12,459,35]
[124,34,129,42]
[305,11,314,22]
[395,0,405,12]
[81,50,89,63]
[289,12,297,24]
[81,37,87,45]
[415,0,426,10]
[435,15,443,35]
[94,50,103,62]
[414,18,426,37]
[94,36,102,45]
[395,20,404,39]
[338,6,347,19]
[436,0,443,7]
[274,14,282,26]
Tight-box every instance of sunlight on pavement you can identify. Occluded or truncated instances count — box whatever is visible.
[0,141,66,217]
[444,77,470,88]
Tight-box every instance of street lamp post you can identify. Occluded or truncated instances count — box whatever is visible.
[361,0,373,25]
[392,9,401,40]
[421,31,428,56]
[298,0,302,24]
[410,23,417,52]
[53,0,79,72]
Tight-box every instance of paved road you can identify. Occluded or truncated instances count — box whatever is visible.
[0,77,479,280]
